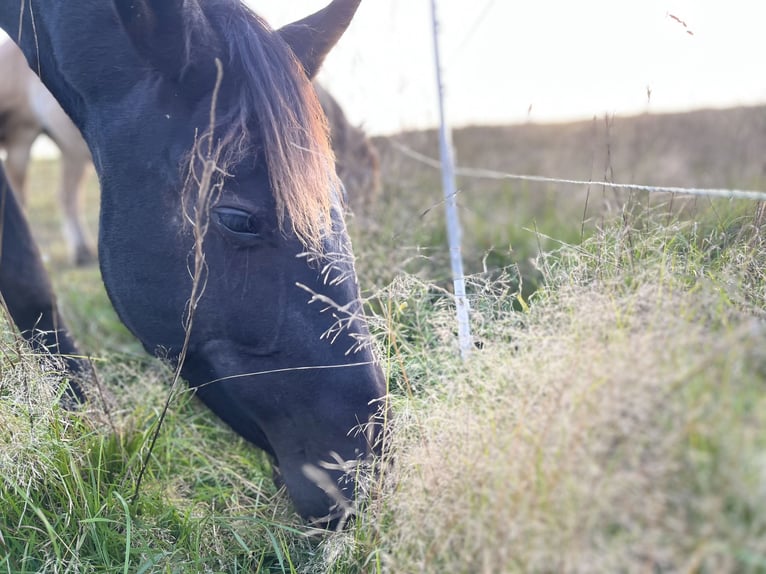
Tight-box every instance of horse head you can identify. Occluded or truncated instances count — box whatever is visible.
[1,0,384,525]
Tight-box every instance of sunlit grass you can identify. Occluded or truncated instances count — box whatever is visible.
[363,216,766,573]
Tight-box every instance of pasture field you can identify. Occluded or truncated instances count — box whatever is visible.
[2,110,766,573]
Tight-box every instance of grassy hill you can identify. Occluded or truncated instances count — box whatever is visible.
[1,105,766,572]
[355,104,766,296]
[375,104,766,194]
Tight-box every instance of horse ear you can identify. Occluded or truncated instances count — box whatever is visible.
[113,0,186,74]
[278,0,362,79]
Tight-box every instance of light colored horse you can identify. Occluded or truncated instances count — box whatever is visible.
[0,40,94,265]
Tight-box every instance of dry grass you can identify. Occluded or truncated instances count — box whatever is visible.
[336,220,766,574]
[0,340,73,485]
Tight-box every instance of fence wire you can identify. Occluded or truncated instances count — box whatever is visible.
[393,141,766,203]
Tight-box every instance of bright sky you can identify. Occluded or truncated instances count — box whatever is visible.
[2,1,764,135]
[255,0,766,134]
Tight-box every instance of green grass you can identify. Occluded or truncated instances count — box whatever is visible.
[2,140,766,573]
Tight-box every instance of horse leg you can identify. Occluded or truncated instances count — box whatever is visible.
[57,148,95,265]
[3,131,36,206]
[45,115,96,266]
[0,166,91,404]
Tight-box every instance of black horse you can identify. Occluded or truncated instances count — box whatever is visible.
[0,0,385,525]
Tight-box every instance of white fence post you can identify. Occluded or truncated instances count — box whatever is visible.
[430,0,472,359]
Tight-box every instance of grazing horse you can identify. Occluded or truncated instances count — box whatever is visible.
[0,0,385,525]
[0,40,95,265]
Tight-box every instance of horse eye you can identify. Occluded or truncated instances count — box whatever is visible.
[214,207,262,238]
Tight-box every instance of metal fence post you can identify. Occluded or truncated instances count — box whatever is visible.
[430,0,472,358]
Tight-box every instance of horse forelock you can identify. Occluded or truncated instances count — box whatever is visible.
[186,1,339,251]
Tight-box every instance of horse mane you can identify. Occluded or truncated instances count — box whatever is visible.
[187,0,339,250]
